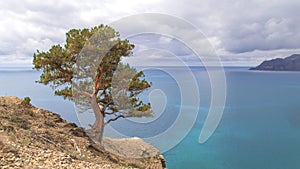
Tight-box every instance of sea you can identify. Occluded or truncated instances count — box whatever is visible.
[1,66,300,169]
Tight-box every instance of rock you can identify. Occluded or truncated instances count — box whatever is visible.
[70,127,87,137]
[159,155,167,168]
[102,137,166,169]
[103,137,159,158]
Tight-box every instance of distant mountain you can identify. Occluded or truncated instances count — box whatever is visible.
[250,54,300,71]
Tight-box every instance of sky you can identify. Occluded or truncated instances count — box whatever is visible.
[0,0,300,66]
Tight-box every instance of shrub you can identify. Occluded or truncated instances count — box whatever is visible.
[20,97,31,107]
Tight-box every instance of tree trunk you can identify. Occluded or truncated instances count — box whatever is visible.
[91,94,104,143]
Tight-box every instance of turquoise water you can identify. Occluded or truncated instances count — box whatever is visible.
[163,68,300,169]
[1,67,300,169]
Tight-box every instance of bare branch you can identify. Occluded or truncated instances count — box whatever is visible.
[104,111,116,115]
[105,115,126,124]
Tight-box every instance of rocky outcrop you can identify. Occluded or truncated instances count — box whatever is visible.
[250,54,300,71]
[103,137,166,169]
[0,96,166,169]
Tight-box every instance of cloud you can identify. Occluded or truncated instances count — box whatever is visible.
[123,48,199,67]
[130,34,192,57]
[0,0,299,66]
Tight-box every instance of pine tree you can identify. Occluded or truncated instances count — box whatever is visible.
[33,25,151,142]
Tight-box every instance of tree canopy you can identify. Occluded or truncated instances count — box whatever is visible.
[33,24,151,142]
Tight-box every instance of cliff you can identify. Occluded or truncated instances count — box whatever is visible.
[250,54,300,71]
[0,96,166,169]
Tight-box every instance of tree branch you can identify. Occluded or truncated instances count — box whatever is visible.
[104,111,116,115]
[76,90,93,98]
[72,83,92,98]
[97,96,114,109]
[105,115,125,124]
[53,62,73,80]
[93,71,104,95]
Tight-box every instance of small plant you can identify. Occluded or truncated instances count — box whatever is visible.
[20,97,31,107]
[24,110,34,117]
[21,137,31,146]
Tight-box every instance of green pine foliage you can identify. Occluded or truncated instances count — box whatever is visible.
[33,25,152,126]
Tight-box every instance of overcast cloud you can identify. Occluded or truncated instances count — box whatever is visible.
[0,0,299,66]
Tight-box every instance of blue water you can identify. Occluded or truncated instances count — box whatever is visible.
[1,67,300,169]
[0,67,79,124]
